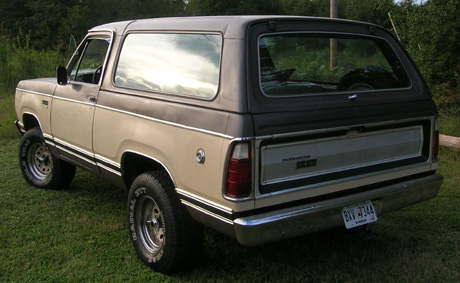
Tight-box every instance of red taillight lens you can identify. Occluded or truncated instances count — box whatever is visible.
[226,142,251,198]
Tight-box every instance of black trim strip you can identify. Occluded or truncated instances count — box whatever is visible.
[53,139,121,174]
[55,141,97,164]
[43,136,54,144]
[96,158,120,172]
[178,193,234,221]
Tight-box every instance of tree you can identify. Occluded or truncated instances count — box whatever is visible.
[394,0,460,110]
[185,0,283,16]
[339,0,397,29]
[280,0,329,17]
[0,0,73,50]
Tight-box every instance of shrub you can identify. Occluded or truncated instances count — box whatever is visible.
[0,31,66,98]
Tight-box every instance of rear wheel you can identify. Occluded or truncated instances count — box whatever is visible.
[128,171,203,273]
[19,127,76,190]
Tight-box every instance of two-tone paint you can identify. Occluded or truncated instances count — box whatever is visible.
[15,16,442,245]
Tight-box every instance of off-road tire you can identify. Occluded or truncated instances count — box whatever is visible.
[19,127,76,190]
[128,171,203,273]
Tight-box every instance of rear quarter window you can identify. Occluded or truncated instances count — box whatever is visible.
[115,33,222,99]
[259,33,411,97]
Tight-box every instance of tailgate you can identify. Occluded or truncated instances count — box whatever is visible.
[258,121,432,194]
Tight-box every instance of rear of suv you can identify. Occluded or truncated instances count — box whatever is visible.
[15,16,442,273]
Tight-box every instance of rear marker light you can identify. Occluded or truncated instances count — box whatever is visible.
[226,142,251,198]
[433,120,440,160]
[433,129,439,160]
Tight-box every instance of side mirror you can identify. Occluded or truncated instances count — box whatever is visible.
[56,66,68,85]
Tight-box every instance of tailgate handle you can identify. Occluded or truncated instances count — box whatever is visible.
[348,94,358,101]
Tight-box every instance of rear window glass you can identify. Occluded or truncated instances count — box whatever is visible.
[259,33,411,97]
[115,33,222,99]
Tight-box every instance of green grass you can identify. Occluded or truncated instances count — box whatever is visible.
[1,137,460,282]
[0,95,17,139]
[439,114,460,137]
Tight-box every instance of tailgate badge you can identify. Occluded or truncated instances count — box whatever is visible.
[296,159,317,169]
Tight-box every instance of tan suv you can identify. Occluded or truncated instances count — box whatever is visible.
[15,16,443,273]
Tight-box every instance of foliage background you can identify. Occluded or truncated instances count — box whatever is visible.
[1,0,459,115]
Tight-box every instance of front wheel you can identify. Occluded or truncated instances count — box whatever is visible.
[128,172,203,273]
[18,127,75,190]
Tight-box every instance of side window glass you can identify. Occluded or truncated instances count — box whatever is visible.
[115,33,222,99]
[68,38,110,84]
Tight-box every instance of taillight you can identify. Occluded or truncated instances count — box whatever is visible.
[433,121,439,160]
[226,142,251,198]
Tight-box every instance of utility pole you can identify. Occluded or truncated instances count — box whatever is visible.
[330,0,338,69]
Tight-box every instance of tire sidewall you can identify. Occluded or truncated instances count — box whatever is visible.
[19,128,54,188]
[128,173,177,272]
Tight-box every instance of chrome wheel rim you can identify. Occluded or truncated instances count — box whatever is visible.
[27,143,53,180]
[136,194,166,256]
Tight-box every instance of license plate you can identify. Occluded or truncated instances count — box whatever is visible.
[342,200,377,229]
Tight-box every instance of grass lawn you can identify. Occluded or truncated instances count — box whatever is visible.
[1,136,459,282]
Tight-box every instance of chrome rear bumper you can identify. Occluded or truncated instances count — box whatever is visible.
[233,174,443,246]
